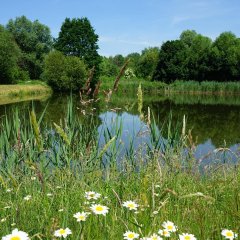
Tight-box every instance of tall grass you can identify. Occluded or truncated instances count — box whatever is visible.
[0,98,239,239]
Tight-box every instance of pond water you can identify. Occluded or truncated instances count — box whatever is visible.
[0,91,240,164]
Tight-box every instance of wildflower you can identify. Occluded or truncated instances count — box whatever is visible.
[148,233,162,240]
[155,185,160,188]
[11,222,16,227]
[56,186,62,189]
[153,211,159,215]
[73,212,89,222]
[31,176,36,180]
[54,228,72,238]
[23,195,31,201]
[6,189,12,192]
[158,229,171,237]
[179,233,197,240]
[122,201,139,211]
[162,221,177,232]
[2,228,30,240]
[47,193,53,197]
[85,191,101,200]
[1,218,7,222]
[221,229,238,239]
[90,204,109,215]
[123,231,140,239]
[58,209,64,212]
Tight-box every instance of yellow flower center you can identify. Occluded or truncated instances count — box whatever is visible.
[184,236,191,240]
[167,225,173,230]
[96,206,103,211]
[59,229,66,235]
[10,237,21,240]
[89,194,95,197]
[226,232,233,237]
[128,203,135,208]
[79,215,85,220]
[128,233,135,238]
[152,237,158,240]
[163,230,168,235]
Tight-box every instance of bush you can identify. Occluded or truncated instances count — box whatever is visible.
[0,25,21,84]
[42,51,87,91]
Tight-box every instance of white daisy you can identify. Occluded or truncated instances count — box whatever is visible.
[179,233,197,240]
[147,233,163,240]
[85,191,101,200]
[122,200,139,211]
[123,231,140,239]
[162,220,177,232]
[2,228,30,240]
[54,228,72,238]
[221,229,238,239]
[158,229,171,237]
[73,212,89,221]
[23,195,31,201]
[90,204,109,215]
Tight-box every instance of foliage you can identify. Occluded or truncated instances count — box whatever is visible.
[153,30,240,82]
[55,17,101,85]
[124,68,136,79]
[100,56,119,77]
[0,25,21,84]
[6,15,53,79]
[153,40,188,83]
[136,47,160,79]
[42,51,87,91]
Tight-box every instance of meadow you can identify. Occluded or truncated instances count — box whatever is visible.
[0,96,239,240]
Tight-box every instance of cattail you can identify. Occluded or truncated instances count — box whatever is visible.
[81,66,95,94]
[182,114,186,137]
[98,136,116,159]
[53,122,70,146]
[93,81,101,97]
[147,106,151,126]
[30,110,43,151]
[137,84,143,120]
[113,59,130,92]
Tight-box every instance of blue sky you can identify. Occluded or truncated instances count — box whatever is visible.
[1,0,240,56]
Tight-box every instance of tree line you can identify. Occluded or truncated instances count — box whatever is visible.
[1,16,240,91]
[104,30,240,83]
[0,16,100,90]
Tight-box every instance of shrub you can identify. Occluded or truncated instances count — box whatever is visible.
[0,25,21,84]
[42,51,87,91]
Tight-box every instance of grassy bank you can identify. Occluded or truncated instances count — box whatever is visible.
[0,81,52,98]
[101,77,240,95]
[0,101,239,239]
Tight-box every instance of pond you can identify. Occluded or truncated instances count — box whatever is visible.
[0,91,240,165]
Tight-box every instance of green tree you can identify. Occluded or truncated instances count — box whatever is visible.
[100,56,119,77]
[209,32,240,81]
[180,30,198,47]
[136,47,159,79]
[111,54,125,67]
[181,32,212,81]
[126,52,141,74]
[43,51,87,91]
[55,17,101,85]
[153,40,188,83]
[0,25,21,84]
[7,16,53,79]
